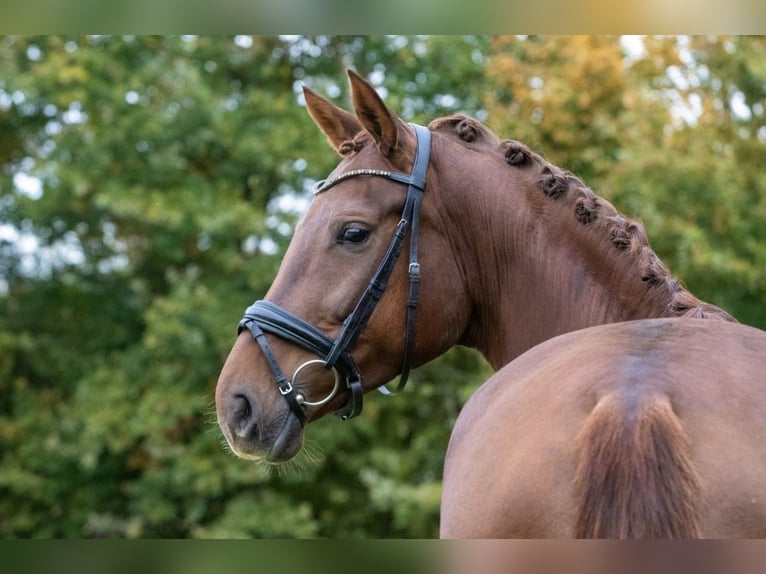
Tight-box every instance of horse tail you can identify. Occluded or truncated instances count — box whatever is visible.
[573,393,701,538]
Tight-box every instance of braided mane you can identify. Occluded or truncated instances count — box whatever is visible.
[430,114,735,323]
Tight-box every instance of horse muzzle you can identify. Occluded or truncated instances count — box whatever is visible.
[217,382,305,463]
[216,327,350,463]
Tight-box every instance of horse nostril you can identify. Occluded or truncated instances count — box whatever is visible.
[231,393,257,438]
[233,394,251,418]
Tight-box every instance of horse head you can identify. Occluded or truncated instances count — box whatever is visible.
[216,71,472,462]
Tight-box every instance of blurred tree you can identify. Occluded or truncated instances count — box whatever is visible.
[654,35,766,327]
[488,35,633,183]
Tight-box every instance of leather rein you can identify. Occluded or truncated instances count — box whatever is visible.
[237,123,431,425]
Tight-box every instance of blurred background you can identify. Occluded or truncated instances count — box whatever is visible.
[1,35,765,538]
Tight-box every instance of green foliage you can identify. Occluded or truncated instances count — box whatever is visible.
[1,35,764,538]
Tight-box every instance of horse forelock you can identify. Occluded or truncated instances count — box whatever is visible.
[429,113,735,323]
[338,132,370,156]
[337,129,418,171]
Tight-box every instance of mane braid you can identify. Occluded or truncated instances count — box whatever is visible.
[433,114,735,323]
[509,141,734,322]
[339,133,369,156]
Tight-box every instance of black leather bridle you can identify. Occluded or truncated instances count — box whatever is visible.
[237,123,431,426]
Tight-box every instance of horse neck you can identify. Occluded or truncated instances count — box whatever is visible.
[434,140,734,369]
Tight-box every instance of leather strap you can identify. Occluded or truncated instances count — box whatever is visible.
[240,319,307,426]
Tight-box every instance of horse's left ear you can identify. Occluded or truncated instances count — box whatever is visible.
[348,69,408,156]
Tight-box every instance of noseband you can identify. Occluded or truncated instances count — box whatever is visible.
[237,123,431,425]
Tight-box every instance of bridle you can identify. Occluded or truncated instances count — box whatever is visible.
[237,123,431,426]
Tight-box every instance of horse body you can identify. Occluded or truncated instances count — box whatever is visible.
[216,70,766,537]
[441,319,766,538]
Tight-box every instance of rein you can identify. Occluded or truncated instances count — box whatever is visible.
[237,123,431,425]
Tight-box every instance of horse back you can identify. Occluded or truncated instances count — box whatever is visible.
[441,318,766,538]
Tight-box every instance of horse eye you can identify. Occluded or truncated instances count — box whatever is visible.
[339,226,370,245]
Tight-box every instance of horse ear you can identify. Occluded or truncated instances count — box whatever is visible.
[303,85,363,153]
[348,69,406,156]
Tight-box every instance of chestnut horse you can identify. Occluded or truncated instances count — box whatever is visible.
[216,70,766,538]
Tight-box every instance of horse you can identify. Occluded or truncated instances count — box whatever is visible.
[215,70,766,538]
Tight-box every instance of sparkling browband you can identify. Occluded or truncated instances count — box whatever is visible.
[313,169,412,195]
